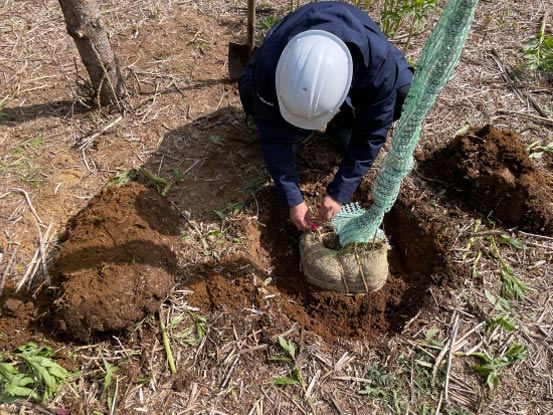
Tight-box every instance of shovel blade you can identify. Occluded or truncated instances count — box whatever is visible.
[228,42,251,81]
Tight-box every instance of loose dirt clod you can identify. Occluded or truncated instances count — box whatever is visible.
[421,124,553,234]
[50,182,181,341]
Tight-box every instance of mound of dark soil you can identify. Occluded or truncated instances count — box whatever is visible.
[50,182,181,341]
[421,124,553,234]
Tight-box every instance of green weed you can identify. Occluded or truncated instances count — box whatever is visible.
[421,327,444,347]
[527,140,553,159]
[471,341,527,389]
[404,0,441,52]
[139,168,171,195]
[484,290,516,331]
[101,358,119,412]
[0,103,6,122]
[159,314,177,374]
[358,361,408,414]
[30,135,43,148]
[244,176,266,193]
[106,168,138,187]
[0,343,74,403]
[171,167,184,183]
[259,15,280,30]
[269,336,306,389]
[213,202,245,221]
[174,312,208,347]
[380,0,440,53]
[521,17,553,71]
[488,236,531,300]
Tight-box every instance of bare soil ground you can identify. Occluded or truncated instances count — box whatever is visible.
[1,0,552,414]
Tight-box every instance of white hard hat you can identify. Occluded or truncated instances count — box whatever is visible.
[276,30,353,130]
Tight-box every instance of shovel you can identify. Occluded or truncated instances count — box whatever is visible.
[228,0,256,81]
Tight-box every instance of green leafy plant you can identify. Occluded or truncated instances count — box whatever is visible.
[0,103,6,122]
[421,327,444,347]
[172,167,184,183]
[0,360,37,403]
[268,336,306,389]
[404,0,441,52]
[106,168,138,187]
[471,342,527,389]
[353,0,372,10]
[484,290,517,331]
[527,140,553,159]
[101,358,119,412]
[380,0,440,53]
[358,362,407,415]
[0,343,74,403]
[175,312,208,347]
[159,311,177,374]
[521,17,553,71]
[213,202,245,221]
[259,15,280,30]
[488,236,531,301]
[244,176,267,193]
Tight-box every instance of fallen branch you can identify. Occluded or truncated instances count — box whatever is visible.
[445,313,460,402]
[77,115,123,150]
[11,188,51,288]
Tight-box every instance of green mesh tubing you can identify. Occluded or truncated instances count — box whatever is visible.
[332,0,479,246]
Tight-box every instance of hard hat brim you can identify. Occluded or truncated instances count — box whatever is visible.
[279,105,335,131]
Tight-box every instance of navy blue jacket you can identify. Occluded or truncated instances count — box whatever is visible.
[244,1,413,206]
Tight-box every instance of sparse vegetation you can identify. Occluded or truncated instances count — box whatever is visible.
[470,341,527,389]
[269,337,306,390]
[521,17,553,71]
[0,0,551,414]
[0,343,74,403]
[380,0,441,53]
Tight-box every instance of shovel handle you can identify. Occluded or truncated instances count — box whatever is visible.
[247,0,256,54]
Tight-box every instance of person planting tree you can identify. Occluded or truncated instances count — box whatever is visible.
[238,1,413,231]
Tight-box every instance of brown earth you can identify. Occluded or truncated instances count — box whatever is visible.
[49,181,181,341]
[2,1,552,412]
[1,138,455,346]
[419,124,553,234]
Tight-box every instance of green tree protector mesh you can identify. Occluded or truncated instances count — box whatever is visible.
[332,0,479,246]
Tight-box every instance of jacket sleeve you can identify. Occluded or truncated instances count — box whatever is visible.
[326,50,399,203]
[256,116,310,207]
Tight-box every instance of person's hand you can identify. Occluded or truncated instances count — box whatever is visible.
[317,195,342,224]
[289,202,315,231]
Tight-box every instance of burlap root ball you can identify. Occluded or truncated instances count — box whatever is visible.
[299,231,389,293]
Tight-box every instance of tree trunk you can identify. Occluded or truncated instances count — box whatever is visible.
[58,0,125,106]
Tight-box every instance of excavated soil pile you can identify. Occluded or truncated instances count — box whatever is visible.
[421,124,553,234]
[50,182,181,341]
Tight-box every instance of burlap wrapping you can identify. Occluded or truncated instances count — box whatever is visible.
[299,231,389,293]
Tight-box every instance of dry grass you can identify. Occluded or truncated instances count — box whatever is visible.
[0,0,552,414]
